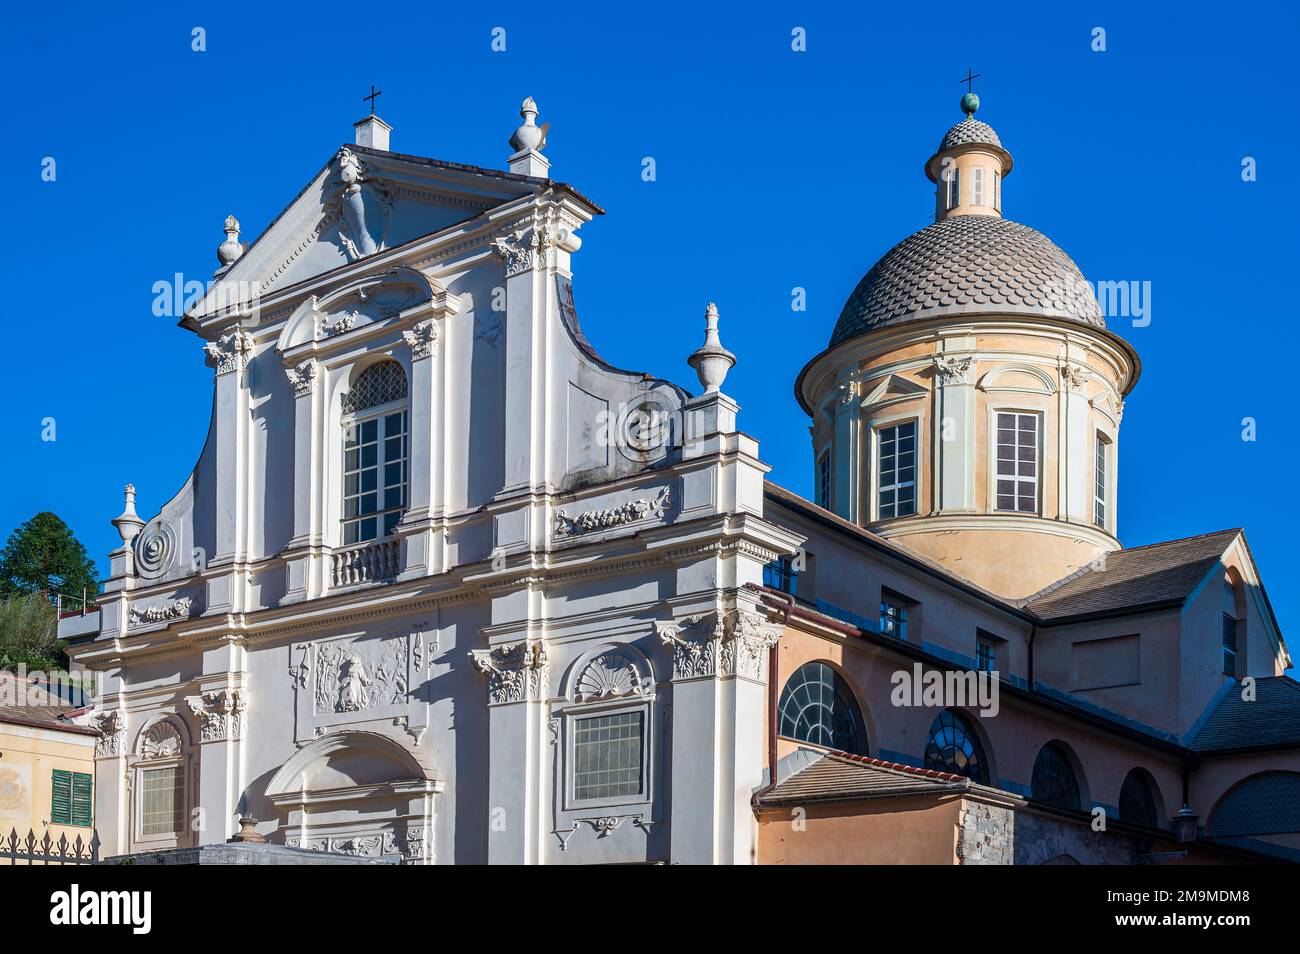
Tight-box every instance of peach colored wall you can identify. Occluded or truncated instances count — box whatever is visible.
[756,796,962,864]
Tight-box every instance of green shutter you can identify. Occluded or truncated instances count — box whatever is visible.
[51,769,72,825]
[71,772,93,826]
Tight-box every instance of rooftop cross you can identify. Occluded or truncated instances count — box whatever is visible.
[363,84,382,115]
[959,68,981,93]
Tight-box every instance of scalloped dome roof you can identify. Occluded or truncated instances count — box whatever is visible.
[938,116,1002,151]
[829,215,1105,347]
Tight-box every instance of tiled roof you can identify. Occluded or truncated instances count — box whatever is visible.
[1191,676,1300,753]
[1026,529,1241,622]
[756,751,978,806]
[0,705,98,736]
[829,215,1105,348]
[939,117,1003,150]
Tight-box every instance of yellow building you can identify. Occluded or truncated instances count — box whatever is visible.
[0,675,99,862]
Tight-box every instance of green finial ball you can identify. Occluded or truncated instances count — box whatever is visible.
[961,92,980,116]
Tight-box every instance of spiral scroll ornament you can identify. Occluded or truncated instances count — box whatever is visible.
[135,522,177,579]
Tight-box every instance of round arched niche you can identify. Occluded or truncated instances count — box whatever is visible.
[561,643,656,704]
[265,730,442,863]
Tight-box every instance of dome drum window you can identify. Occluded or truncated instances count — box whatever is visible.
[777,662,868,755]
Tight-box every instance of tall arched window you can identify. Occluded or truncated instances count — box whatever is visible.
[777,662,867,755]
[1119,769,1160,828]
[1222,576,1242,678]
[924,709,989,784]
[1031,742,1082,810]
[341,361,409,544]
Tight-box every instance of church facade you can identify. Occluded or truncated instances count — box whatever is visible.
[60,95,1299,865]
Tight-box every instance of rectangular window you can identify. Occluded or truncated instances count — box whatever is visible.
[817,450,832,509]
[763,555,798,596]
[877,421,917,518]
[972,167,985,206]
[51,770,93,827]
[140,766,184,837]
[976,637,996,673]
[1094,434,1108,528]
[995,412,1040,514]
[1222,616,1238,677]
[993,170,1000,210]
[948,168,961,209]
[343,410,409,544]
[880,598,908,640]
[573,711,644,801]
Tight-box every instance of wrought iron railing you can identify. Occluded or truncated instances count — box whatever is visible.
[1,827,100,865]
[330,538,400,588]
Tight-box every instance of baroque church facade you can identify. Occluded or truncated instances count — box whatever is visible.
[61,95,1299,865]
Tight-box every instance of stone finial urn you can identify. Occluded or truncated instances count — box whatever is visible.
[229,817,268,844]
[687,302,736,394]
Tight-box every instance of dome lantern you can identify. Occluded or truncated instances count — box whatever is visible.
[925,94,1013,224]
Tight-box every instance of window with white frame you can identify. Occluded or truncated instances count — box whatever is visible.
[341,361,409,545]
[877,421,917,518]
[972,167,985,206]
[880,592,911,640]
[1094,433,1109,528]
[947,168,961,209]
[817,450,832,509]
[572,710,644,801]
[995,412,1040,514]
[133,720,188,847]
[140,766,185,836]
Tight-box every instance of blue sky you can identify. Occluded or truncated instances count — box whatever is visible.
[4,2,1297,640]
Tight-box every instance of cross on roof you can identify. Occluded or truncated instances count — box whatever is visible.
[363,84,382,115]
[959,68,981,93]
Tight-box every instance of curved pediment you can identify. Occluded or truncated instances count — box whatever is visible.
[266,730,436,800]
[277,266,440,353]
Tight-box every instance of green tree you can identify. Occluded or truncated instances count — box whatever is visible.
[0,591,63,670]
[0,512,99,603]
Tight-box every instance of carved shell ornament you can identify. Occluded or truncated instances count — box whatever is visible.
[139,721,184,759]
[575,651,646,702]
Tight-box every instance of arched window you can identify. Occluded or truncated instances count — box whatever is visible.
[1208,771,1300,837]
[1222,577,1241,678]
[924,709,989,784]
[132,718,191,849]
[1119,769,1160,828]
[1031,742,1082,810]
[777,662,867,755]
[341,361,409,544]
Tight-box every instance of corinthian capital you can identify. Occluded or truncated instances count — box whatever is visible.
[933,354,974,385]
[403,320,438,360]
[469,640,548,705]
[204,328,253,375]
[285,358,318,397]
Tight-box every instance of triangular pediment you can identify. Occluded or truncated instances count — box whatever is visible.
[190,145,550,319]
[861,373,929,408]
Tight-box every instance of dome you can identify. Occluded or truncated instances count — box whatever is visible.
[829,215,1105,348]
[939,116,1002,151]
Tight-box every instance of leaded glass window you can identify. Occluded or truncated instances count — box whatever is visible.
[1119,769,1159,828]
[877,421,917,518]
[341,361,409,545]
[924,709,989,784]
[1031,742,1082,810]
[140,765,185,836]
[572,711,644,801]
[995,412,1039,513]
[777,662,867,755]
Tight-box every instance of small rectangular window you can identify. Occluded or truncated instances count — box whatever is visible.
[976,638,996,673]
[141,766,185,836]
[972,167,985,206]
[817,450,832,510]
[993,170,1000,210]
[877,421,917,519]
[573,711,644,801]
[1222,616,1238,677]
[1094,434,1108,528]
[948,169,961,209]
[880,598,909,640]
[763,555,798,596]
[995,412,1040,514]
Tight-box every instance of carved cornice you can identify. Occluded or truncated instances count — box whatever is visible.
[403,320,438,360]
[554,488,670,538]
[286,358,318,397]
[203,328,253,375]
[468,640,548,705]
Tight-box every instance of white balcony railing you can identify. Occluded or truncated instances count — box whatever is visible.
[331,538,400,588]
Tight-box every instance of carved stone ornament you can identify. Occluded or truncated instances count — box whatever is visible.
[492,227,538,277]
[330,148,394,261]
[656,609,783,682]
[288,829,426,860]
[128,597,194,627]
[575,650,646,702]
[139,720,184,759]
[186,689,248,743]
[837,380,859,406]
[403,319,438,360]
[286,358,318,397]
[203,328,253,375]
[554,487,670,538]
[933,354,974,385]
[90,709,124,758]
[1060,363,1089,392]
[655,615,722,680]
[468,640,549,705]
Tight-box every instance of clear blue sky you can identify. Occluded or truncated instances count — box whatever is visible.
[3,2,1297,645]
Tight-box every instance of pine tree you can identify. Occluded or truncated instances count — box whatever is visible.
[0,512,99,603]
